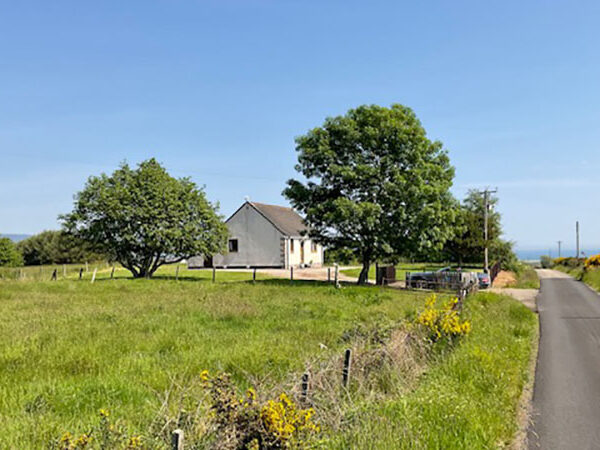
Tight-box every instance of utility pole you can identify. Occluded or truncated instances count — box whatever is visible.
[557,241,562,258]
[576,221,580,259]
[477,188,498,274]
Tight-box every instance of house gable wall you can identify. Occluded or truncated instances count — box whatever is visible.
[213,203,285,267]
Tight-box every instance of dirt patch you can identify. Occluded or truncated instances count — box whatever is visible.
[256,266,359,283]
[493,270,517,288]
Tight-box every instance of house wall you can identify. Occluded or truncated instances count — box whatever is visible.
[287,238,324,268]
[212,203,285,267]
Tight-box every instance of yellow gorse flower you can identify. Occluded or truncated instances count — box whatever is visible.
[415,294,471,342]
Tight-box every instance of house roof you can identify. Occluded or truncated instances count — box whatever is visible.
[246,202,309,237]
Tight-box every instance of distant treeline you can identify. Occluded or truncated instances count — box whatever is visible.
[0,230,105,267]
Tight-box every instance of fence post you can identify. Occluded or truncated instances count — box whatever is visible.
[91,268,97,284]
[334,263,339,288]
[342,348,352,387]
[290,266,294,282]
[175,265,180,281]
[253,268,256,284]
[63,264,66,278]
[79,268,84,280]
[111,266,115,279]
[301,372,310,404]
[171,429,184,450]
[212,267,216,283]
[85,261,89,272]
[327,267,331,283]
[51,269,57,281]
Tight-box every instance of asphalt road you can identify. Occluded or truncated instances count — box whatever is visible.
[529,270,600,449]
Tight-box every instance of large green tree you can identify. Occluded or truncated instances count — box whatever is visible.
[443,190,516,267]
[284,104,458,284]
[0,237,23,267]
[61,159,228,278]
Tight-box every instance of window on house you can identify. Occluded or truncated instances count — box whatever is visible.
[290,239,294,253]
[228,239,238,252]
[311,241,318,252]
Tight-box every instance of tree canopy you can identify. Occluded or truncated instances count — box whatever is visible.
[17,230,104,266]
[284,104,457,284]
[61,159,228,278]
[443,190,517,268]
[0,237,23,267]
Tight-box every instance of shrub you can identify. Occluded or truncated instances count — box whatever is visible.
[414,294,471,343]
[201,371,320,449]
[553,257,584,268]
[585,254,600,270]
[0,237,23,267]
[540,255,554,269]
[54,409,143,449]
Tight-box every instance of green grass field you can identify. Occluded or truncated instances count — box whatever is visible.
[0,268,537,448]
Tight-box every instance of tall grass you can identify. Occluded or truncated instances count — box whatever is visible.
[0,276,427,447]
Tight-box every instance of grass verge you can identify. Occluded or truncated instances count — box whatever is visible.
[329,292,538,449]
[507,264,540,289]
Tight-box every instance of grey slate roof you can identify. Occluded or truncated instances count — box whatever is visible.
[249,202,309,237]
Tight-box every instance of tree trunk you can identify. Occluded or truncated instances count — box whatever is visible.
[357,258,371,285]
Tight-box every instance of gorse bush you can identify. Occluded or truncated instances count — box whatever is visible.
[585,254,600,270]
[201,371,320,450]
[553,257,584,268]
[414,295,471,343]
[55,409,143,449]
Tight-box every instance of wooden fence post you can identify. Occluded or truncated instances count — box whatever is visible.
[79,268,84,280]
[290,266,294,282]
[301,372,310,404]
[111,266,115,279]
[175,265,180,281]
[85,261,89,272]
[253,268,256,283]
[334,264,339,289]
[63,264,66,278]
[51,269,57,281]
[171,429,184,450]
[91,268,97,284]
[342,348,352,387]
[327,267,331,283]
[212,267,216,283]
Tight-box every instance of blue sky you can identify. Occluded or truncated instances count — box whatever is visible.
[1,0,599,254]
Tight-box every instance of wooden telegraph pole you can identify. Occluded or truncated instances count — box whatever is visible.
[477,188,498,274]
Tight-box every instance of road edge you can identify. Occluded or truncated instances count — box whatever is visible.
[509,293,540,450]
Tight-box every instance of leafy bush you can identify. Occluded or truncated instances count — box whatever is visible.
[414,294,471,343]
[0,237,23,267]
[540,255,554,268]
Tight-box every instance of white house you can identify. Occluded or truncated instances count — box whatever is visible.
[189,201,324,269]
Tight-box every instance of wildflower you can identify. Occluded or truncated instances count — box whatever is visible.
[99,408,110,418]
[200,369,210,382]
